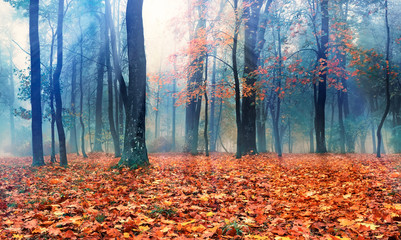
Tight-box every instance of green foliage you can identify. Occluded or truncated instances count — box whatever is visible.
[222,221,247,236]
[150,205,176,218]
[95,214,106,223]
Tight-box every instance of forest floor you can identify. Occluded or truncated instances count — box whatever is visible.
[0,153,401,239]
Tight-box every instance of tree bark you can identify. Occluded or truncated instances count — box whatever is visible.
[93,14,106,152]
[78,27,88,158]
[118,0,149,168]
[29,0,45,166]
[377,0,391,158]
[70,59,79,155]
[105,9,121,157]
[233,0,242,158]
[48,30,56,162]
[185,1,206,155]
[241,0,263,155]
[53,0,68,166]
[315,0,329,153]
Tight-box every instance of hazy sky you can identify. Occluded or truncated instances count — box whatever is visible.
[0,0,185,73]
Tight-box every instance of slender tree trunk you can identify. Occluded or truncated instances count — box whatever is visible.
[315,0,329,153]
[338,90,346,153]
[105,4,121,157]
[49,31,56,162]
[172,65,177,151]
[204,55,209,156]
[78,27,88,158]
[93,15,105,152]
[233,0,242,158]
[118,0,149,167]
[70,59,79,155]
[53,0,67,166]
[209,49,217,152]
[309,125,314,153]
[288,118,292,153]
[155,77,160,139]
[256,100,267,152]
[29,0,45,166]
[371,121,377,153]
[377,0,391,158]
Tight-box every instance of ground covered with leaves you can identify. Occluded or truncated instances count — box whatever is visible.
[0,153,401,239]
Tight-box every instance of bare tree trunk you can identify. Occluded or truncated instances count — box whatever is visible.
[315,0,329,153]
[53,0,68,166]
[29,0,45,166]
[118,0,149,167]
[233,0,242,158]
[70,59,79,155]
[377,0,391,158]
[93,15,105,152]
[79,23,88,158]
[105,2,121,157]
[49,30,56,162]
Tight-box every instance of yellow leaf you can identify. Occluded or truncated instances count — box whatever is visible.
[206,212,214,217]
[161,227,171,233]
[123,232,130,238]
[275,237,291,240]
[343,193,352,199]
[248,235,270,240]
[359,223,379,230]
[139,225,150,232]
[182,219,196,226]
[12,234,24,240]
[338,218,354,227]
[334,237,351,240]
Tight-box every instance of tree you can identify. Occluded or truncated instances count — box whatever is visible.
[241,0,263,155]
[29,0,45,167]
[117,0,149,168]
[314,0,329,153]
[104,3,121,157]
[185,0,207,155]
[53,0,68,166]
[93,14,105,152]
[377,0,391,158]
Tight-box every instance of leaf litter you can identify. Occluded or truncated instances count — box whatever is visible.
[0,153,400,239]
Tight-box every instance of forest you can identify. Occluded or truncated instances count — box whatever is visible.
[0,0,401,239]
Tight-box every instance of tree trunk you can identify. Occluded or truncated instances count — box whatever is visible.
[48,30,56,163]
[315,0,329,153]
[172,65,177,151]
[93,15,105,152]
[233,0,242,158]
[256,100,267,153]
[185,1,206,155]
[118,0,149,168]
[29,0,45,166]
[338,90,346,153]
[377,0,391,158]
[204,55,209,156]
[371,121,377,153]
[79,29,88,158]
[105,9,121,157]
[209,49,217,152]
[53,0,68,166]
[155,77,160,139]
[241,0,263,155]
[70,59,79,155]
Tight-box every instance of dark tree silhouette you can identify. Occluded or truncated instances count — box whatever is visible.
[53,0,68,166]
[29,0,44,167]
[117,0,149,167]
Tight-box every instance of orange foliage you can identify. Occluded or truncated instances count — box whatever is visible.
[0,153,401,239]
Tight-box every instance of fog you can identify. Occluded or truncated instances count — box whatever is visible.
[0,0,400,158]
